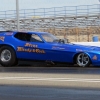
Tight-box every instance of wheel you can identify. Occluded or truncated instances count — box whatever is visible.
[0,46,17,67]
[76,53,90,67]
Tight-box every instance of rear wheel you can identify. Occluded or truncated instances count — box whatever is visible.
[0,46,18,67]
[76,53,90,67]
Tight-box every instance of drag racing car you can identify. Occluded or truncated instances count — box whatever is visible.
[0,30,100,67]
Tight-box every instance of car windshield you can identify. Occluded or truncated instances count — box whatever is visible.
[41,33,59,43]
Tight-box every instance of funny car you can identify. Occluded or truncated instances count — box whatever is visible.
[0,30,100,67]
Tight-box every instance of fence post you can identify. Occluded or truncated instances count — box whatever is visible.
[16,0,20,31]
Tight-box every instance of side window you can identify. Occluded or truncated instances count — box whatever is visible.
[14,32,31,41]
[30,34,43,43]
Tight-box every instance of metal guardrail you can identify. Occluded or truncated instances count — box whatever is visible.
[0,4,100,42]
[0,4,100,19]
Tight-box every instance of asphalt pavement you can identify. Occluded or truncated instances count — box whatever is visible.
[0,65,100,100]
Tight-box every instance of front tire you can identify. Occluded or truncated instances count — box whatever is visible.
[0,46,17,67]
[76,53,91,67]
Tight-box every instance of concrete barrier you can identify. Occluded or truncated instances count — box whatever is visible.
[73,42,100,47]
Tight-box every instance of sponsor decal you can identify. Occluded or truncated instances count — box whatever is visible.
[92,55,97,60]
[52,46,65,50]
[76,49,83,52]
[0,36,5,42]
[17,47,45,54]
[25,43,38,48]
[5,32,13,35]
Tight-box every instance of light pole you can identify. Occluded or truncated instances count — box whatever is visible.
[16,0,20,31]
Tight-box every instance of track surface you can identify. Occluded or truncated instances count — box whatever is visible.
[0,64,100,100]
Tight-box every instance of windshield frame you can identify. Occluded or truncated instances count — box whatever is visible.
[40,33,59,43]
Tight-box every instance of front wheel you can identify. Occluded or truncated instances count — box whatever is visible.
[76,53,91,67]
[0,46,18,67]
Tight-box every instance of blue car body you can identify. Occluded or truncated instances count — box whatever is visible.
[0,31,100,66]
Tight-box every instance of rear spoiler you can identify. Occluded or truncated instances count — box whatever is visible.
[0,30,13,33]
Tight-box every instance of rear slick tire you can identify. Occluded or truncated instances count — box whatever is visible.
[0,46,17,67]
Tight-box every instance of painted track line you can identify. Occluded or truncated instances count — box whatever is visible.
[0,77,100,82]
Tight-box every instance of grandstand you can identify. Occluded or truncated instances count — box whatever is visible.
[0,4,100,42]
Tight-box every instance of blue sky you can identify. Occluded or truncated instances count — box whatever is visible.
[0,0,99,11]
